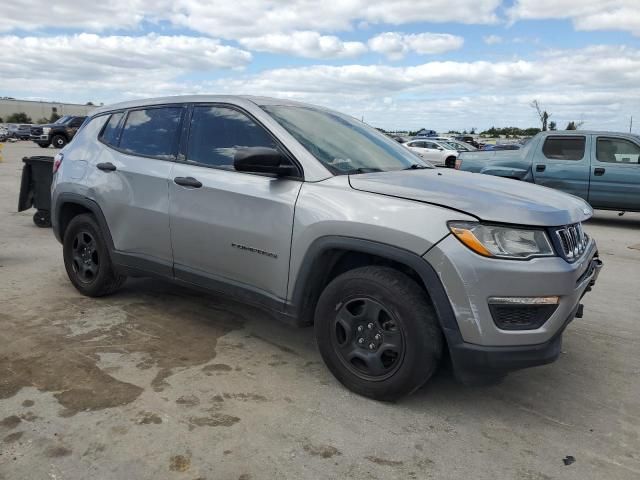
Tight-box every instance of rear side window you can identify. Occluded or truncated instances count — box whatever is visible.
[596,137,640,164]
[100,112,124,147]
[542,136,585,160]
[119,107,183,159]
[186,106,276,169]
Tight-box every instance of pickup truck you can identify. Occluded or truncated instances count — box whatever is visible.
[457,130,640,212]
[31,115,87,148]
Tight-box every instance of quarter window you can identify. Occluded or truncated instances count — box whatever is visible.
[119,107,183,159]
[596,137,640,164]
[542,136,586,161]
[186,106,277,169]
[100,112,124,147]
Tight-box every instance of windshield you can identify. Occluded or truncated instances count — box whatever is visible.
[262,105,432,174]
[55,116,72,124]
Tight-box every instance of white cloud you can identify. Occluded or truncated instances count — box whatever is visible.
[509,0,640,36]
[0,34,251,99]
[368,32,464,60]
[1,0,501,37]
[483,34,503,45]
[239,31,367,59]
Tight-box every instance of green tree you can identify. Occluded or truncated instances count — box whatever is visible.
[0,117,3,123]
[549,121,557,131]
[36,117,49,124]
[566,121,584,130]
[6,112,32,123]
[49,112,61,123]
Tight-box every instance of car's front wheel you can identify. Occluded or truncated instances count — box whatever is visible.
[51,134,67,148]
[314,266,443,401]
[63,214,126,297]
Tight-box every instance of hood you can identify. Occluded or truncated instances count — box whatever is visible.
[349,169,592,227]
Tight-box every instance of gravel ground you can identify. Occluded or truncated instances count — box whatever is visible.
[0,141,639,480]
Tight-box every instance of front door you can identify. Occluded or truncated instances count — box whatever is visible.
[531,135,590,201]
[168,105,302,306]
[588,135,640,211]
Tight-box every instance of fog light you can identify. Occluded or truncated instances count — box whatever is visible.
[488,296,559,330]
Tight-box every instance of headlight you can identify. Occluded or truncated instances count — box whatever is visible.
[448,221,554,259]
[42,127,51,134]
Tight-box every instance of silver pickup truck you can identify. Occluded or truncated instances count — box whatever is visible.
[51,96,602,400]
[457,130,640,212]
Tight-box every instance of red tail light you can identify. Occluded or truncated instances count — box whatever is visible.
[53,152,63,173]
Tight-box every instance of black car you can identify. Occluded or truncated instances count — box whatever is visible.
[454,135,480,148]
[31,116,86,148]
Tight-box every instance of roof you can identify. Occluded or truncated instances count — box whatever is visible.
[538,130,639,137]
[89,95,321,116]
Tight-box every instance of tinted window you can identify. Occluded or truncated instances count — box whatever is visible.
[119,107,183,159]
[596,137,640,164]
[542,136,585,160]
[186,106,276,169]
[100,112,124,147]
[69,117,85,128]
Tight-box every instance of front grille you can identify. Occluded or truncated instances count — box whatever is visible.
[31,126,43,136]
[489,304,558,330]
[554,223,588,261]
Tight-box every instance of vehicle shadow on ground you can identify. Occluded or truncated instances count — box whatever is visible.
[587,213,640,230]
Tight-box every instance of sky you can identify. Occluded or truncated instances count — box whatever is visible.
[2,0,640,132]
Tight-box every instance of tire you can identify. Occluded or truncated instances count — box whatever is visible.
[63,213,126,297]
[38,142,51,148]
[314,266,443,401]
[445,156,457,168]
[33,210,51,228]
[51,134,67,149]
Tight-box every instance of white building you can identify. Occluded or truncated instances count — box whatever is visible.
[0,98,95,123]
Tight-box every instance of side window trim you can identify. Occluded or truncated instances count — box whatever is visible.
[179,102,304,179]
[109,104,187,161]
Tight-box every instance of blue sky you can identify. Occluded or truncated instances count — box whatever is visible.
[2,1,640,131]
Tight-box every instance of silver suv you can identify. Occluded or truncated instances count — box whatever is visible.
[51,96,602,400]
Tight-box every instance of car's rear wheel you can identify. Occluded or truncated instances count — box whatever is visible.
[63,214,126,296]
[314,266,443,401]
[52,134,67,148]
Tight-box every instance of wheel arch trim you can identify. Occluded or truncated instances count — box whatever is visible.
[53,193,115,251]
[288,236,462,342]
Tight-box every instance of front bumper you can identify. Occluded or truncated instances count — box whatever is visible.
[423,234,602,381]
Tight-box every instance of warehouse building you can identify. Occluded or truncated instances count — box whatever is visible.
[0,98,95,123]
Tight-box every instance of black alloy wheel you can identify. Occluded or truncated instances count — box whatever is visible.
[332,297,405,380]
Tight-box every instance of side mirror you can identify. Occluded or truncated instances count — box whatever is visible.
[234,147,299,177]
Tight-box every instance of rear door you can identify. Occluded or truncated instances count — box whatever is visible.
[91,105,185,274]
[531,135,590,200]
[168,104,302,305]
[588,135,640,210]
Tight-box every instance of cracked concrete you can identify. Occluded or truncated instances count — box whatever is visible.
[0,142,639,479]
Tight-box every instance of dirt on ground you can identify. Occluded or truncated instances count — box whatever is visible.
[0,142,639,479]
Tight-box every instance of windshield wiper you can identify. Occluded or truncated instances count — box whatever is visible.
[345,167,384,175]
[404,163,429,170]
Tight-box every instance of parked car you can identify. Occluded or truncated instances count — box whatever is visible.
[457,130,640,212]
[405,139,459,167]
[7,124,33,140]
[454,135,480,148]
[0,126,9,142]
[51,96,602,400]
[31,115,87,148]
[482,144,521,151]
[443,139,477,152]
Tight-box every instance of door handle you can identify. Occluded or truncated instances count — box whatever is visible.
[174,176,202,188]
[535,164,546,172]
[96,162,117,172]
[594,167,605,176]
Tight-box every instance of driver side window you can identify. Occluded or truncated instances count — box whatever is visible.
[596,137,640,164]
[186,106,277,169]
